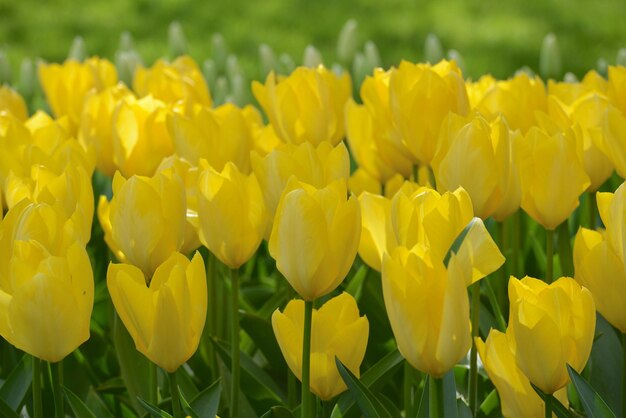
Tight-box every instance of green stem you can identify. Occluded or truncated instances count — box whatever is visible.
[230,268,241,418]
[169,371,182,418]
[412,164,418,183]
[429,376,444,418]
[302,300,314,418]
[32,357,42,418]
[288,369,297,409]
[322,400,332,418]
[469,282,480,416]
[404,361,413,417]
[545,393,553,418]
[49,361,64,418]
[484,278,507,331]
[149,362,157,404]
[428,165,436,189]
[588,191,597,229]
[546,228,554,283]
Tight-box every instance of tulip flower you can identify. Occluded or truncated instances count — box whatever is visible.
[382,247,471,377]
[252,66,351,146]
[269,179,360,301]
[388,59,469,165]
[547,70,607,106]
[0,85,28,120]
[79,84,134,177]
[38,57,118,130]
[272,292,369,400]
[477,330,568,418]
[98,171,186,279]
[0,200,94,362]
[507,276,595,394]
[518,124,590,230]
[111,95,174,177]
[251,141,350,220]
[167,102,253,172]
[432,113,515,219]
[133,55,212,106]
[107,252,207,373]
[197,161,268,269]
[608,65,626,116]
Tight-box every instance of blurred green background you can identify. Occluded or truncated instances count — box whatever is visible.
[0,0,624,80]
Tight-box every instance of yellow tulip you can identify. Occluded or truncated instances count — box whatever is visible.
[388,60,469,165]
[432,113,515,219]
[0,85,28,120]
[252,66,351,146]
[347,170,406,199]
[601,105,626,179]
[518,125,590,230]
[197,161,268,269]
[608,65,626,115]
[507,276,595,394]
[38,57,117,129]
[0,200,93,362]
[466,75,496,110]
[167,102,253,171]
[79,84,134,177]
[475,72,547,134]
[271,292,368,400]
[133,55,212,106]
[574,227,626,333]
[548,70,607,106]
[98,171,186,278]
[477,330,568,418]
[108,252,207,372]
[251,141,350,219]
[597,183,626,265]
[382,247,471,377]
[269,179,360,300]
[359,186,504,280]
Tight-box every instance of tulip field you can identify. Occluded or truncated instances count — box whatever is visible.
[2,12,626,418]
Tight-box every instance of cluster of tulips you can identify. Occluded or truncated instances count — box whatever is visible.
[0,52,625,418]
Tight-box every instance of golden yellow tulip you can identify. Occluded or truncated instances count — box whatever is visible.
[271,292,368,400]
[0,85,28,121]
[507,276,595,394]
[388,60,469,165]
[108,252,207,372]
[38,57,117,129]
[133,55,212,106]
[547,70,607,106]
[269,179,360,300]
[518,125,590,230]
[252,67,351,146]
[0,200,93,362]
[111,95,174,177]
[382,247,471,377]
[197,161,268,269]
[477,330,568,418]
[98,171,186,278]
[608,65,626,115]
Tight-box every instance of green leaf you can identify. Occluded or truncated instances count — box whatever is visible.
[530,383,572,418]
[189,378,222,418]
[0,354,31,410]
[442,369,458,418]
[444,218,482,266]
[478,389,500,417]
[240,312,287,374]
[85,388,116,418]
[333,349,403,417]
[212,338,287,403]
[335,357,392,418]
[260,405,294,418]
[567,364,617,418]
[416,375,429,418]
[113,314,152,414]
[589,314,622,414]
[0,397,20,418]
[345,263,369,302]
[137,397,173,418]
[178,387,200,418]
[64,386,98,418]
[557,221,574,277]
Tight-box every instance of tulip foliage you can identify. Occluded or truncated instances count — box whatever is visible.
[0,44,626,418]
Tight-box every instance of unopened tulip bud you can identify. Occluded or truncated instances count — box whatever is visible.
[168,21,188,57]
[0,50,11,85]
[617,48,626,67]
[279,53,295,74]
[540,33,561,80]
[303,45,323,68]
[119,31,134,52]
[203,58,217,90]
[364,41,380,68]
[213,76,229,106]
[424,33,444,64]
[597,58,608,76]
[447,49,465,74]
[211,33,228,72]
[352,52,368,90]
[17,58,36,100]
[337,19,358,65]
[259,43,277,76]
[68,36,87,62]
[115,50,142,87]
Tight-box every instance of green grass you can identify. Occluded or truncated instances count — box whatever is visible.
[0,0,624,80]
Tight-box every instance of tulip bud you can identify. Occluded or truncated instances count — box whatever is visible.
[539,33,562,80]
[272,293,368,400]
[68,36,87,62]
[98,171,186,278]
[424,33,444,64]
[115,50,142,87]
[259,43,277,77]
[211,33,228,73]
[0,200,94,362]
[364,41,381,68]
[0,85,28,121]
[202,59,217,91]
[617,48,626,67]
[252,66,351,146]
[303,45,323,68]
[269,179,360,300]
[507,276,595,394]
[337,19,359,65]
[597,58,608,77]
[17,57,37,101]
[108,252,207,372]
[0,50,11,85]
[119,31,134,52]
[477,330,569,418]
[447,49,465,74]
[382,248,471,377]
[278,53,296,74]
[197,161,268,269]
[351,53,368,90]
[168,21,188,57]
[213,76,229,106]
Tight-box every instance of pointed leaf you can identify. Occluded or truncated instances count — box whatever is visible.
[444,218,480,266]
[0,354,31,410]
[335,357,392,418]
[189,378,222,418]
[137,397,173,418]
[567,364,617,418]
[260,405,294,418]
[64,387,98,418]
[443,369,458,418]
[240,312,287,374]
